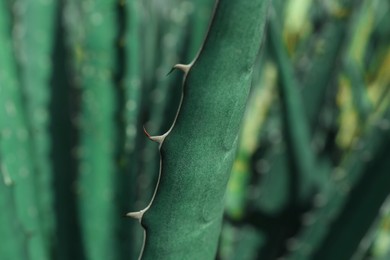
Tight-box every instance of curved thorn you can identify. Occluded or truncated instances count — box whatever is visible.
[126,210,144,221]
[173,63,191,74]
[149,135,165,144]
[143,125,165,144]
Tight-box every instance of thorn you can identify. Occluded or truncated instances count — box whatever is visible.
[126,210,144,220]
[173,64,191,74]
[149,135,165,143]
[142,125,165,144]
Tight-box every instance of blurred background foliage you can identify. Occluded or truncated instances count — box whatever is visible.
[0,0,389,259]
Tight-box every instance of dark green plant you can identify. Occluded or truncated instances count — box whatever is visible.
[127,1,270,259]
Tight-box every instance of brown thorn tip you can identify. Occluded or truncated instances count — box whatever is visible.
[143,125,151,138]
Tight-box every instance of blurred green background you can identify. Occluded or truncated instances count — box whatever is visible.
[0,0,389,259]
